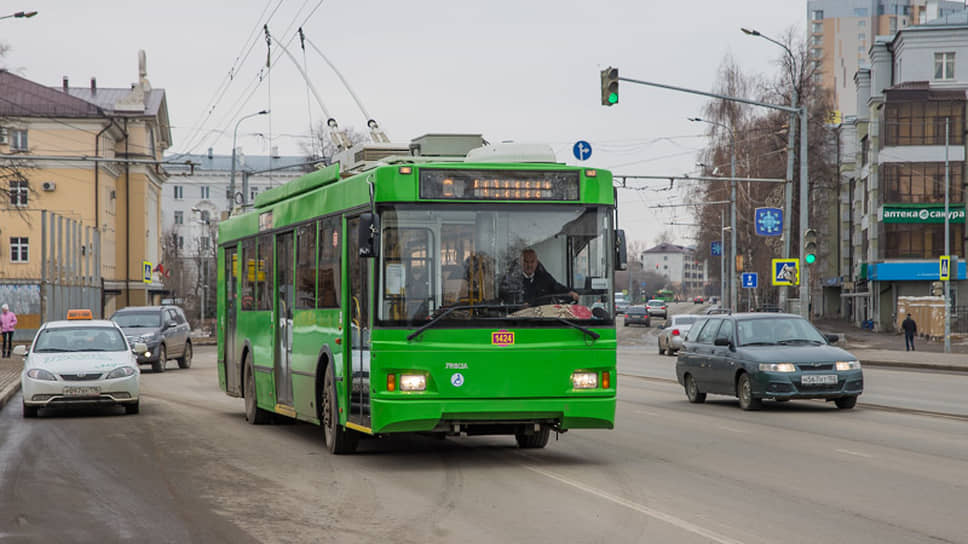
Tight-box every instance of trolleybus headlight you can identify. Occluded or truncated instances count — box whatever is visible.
[571,371,598,389]
[399,374,427,392]
[836,360,861,371]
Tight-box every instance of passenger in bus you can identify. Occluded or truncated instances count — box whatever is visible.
[500,248,579,306]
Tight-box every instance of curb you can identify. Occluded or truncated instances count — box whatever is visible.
[0,380,20,412]
[859,359,968,373]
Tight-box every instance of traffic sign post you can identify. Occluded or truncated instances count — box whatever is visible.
[742,273,758,288]
[771,258,799,286]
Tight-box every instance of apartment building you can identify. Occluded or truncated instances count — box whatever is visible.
[807,0,965,118]
[640,242,708,297]
[841,13,967,329]
[0,52,170,337]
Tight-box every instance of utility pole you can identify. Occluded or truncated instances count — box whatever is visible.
[945,117,951,353]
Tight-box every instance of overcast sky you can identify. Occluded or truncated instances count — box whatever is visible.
[2,0,804,248]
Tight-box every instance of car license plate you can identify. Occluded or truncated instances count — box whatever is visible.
[64,386,101,397]
[801,374,838,385]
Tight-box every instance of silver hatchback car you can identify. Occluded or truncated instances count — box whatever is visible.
[658,314,700,355]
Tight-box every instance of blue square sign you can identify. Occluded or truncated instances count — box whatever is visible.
[742,272,758,288]
[755,207,783,236]
[711,241,722,256]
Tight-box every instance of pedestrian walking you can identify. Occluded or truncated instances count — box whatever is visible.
[902,313,917,352]
[1,303,17,358]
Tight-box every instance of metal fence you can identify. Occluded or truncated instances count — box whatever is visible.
[40,210,102,322]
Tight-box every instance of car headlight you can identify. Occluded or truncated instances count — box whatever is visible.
[836,360,861,371]
[106,366,138,379]
[571,371,598,389]
[759,363,797,373]
[26,368,57,381]
[139,333,158,342]
[399,374,427,392]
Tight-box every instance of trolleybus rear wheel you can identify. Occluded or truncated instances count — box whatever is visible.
[515,425,550,449]
[244,352,270,424]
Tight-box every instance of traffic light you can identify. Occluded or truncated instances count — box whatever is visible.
[600,67,618,106]
[803,228,818,264]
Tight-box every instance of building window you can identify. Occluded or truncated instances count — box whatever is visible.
[173,185,183,200]
[858,33,866,41]
[934,52,955,80]
[200,186,210,199]
[858,19,866,27]
[200,237,210,251]
[9,237,28,262]
[10,129,27,151]
[177,235,184,249]
[9,180,28,207]
[882,163,965,203]
[663,256,668,260]
[861,136,869,166]
[812,22,823,33]
[250,187,259,201]
[200,210,210,223]
[812,35,822,46]
[884,99,965,146]
[854,7,867,16]
[174,211,183,224]
[811,48,823,59]
[889,17,897,33]
[884,224,965,259]
[812,9,823,20]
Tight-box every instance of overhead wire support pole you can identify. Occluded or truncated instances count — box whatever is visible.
[264,26,352,151]
[616,73,808,317]
[302,31,390,143]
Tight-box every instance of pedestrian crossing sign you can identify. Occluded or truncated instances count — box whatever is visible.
[940,255,950,281]
[771,258,799,286]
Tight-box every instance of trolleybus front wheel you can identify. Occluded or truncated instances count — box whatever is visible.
[244,352,271,424]
[515,425,551,449]
[322,363,359,454]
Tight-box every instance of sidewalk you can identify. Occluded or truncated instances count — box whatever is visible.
[810,317,968,371]
[0,356,23,412]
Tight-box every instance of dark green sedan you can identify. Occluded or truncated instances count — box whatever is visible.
[675,313,863,410]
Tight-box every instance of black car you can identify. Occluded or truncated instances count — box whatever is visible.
[623,305,651,327]
[675,313,863,410]
[110,305,192,373]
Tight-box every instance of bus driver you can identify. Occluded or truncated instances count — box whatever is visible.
[500,248,579,306]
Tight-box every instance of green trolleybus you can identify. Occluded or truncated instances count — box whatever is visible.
[216,141,626,453]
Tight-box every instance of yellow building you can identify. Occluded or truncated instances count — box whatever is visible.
[0,51,170,334]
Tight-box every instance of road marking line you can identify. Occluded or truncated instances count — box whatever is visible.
[718,426,749,434]
[634,409,661,417]
[836,449,873,458]
[521,464,746,544]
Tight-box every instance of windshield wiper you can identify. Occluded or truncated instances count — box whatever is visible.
[554,317,600,341]
[35,348,70,352]
[407,304,521,341]
[777,339,823,345]
[741,341,777,346]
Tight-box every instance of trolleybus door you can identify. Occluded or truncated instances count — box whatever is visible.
[275,231,294,406]
[225,246,241,395]
[347,216,371,428]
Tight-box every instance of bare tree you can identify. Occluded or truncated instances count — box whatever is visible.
[0,44,35,208]
[300,124,369,163]
[690,29,836,305]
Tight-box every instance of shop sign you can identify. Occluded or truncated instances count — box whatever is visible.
[880,205,965,224]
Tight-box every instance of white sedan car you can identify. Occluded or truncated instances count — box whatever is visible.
[17,319,146,417]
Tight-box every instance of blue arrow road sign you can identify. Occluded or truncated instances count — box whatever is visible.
[742,272,758,288]
[755,207,783,236]
[711,241,722,256]
[572,140,592,161]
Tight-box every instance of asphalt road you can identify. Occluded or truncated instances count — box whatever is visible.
[1,326,967,543]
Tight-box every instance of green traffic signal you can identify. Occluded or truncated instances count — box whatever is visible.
[805,253,816,264]
[607,92,618,104]
[601,67,619,106]
[803,228,818,265]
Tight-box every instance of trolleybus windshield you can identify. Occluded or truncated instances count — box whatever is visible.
[377,204,613,326]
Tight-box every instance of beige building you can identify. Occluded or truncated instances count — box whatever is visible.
[0,51,171,332]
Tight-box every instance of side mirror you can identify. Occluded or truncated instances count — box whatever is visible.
[165,320,176,329]
[133,342,148,355]
[713,337,731,347]
[358,212,380,259]
[615,229,628,271]
[825,333,839,344]
[13,345,27,356]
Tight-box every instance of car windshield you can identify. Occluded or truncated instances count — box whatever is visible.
[647,300,662,306]
[377,204,612,326]
[111,312,161,328]
[627,307,646,314]
[33,326,128,353]
[674,316,697,326]
[735,317,827,346]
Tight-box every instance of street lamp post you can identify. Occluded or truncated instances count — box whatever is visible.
[742,27,798,311]
[229,110,268,210]
[0,10,38,20]
[690,117,737,312]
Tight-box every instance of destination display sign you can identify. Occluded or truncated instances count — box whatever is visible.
[419,169,580,201]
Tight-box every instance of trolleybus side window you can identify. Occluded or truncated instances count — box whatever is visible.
[256,234,274,311]
[295,223,316,310]
[318,216,341,308]
[241,238,256,310]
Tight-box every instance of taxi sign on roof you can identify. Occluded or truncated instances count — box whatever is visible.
[66,309,93,320]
